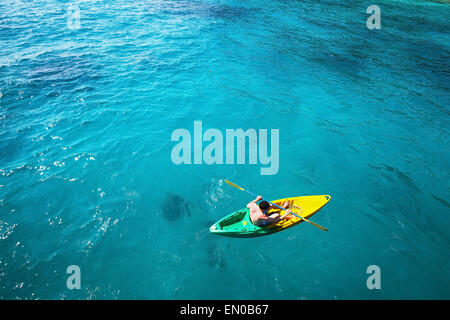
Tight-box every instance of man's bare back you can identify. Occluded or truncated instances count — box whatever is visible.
[247,195,291,227]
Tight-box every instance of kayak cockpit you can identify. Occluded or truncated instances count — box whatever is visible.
[217,209,248,231]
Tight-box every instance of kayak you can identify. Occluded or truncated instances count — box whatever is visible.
[210,195,331,238]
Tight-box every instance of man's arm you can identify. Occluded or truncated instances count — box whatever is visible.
[269,200,290,211]
[279,209,291,220]
[247,195,262,208]
[263,209,292,224]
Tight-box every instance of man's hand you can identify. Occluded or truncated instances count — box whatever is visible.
[281,208,291,219]
[256,195,263,201]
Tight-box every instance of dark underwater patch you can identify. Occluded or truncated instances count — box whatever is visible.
[203,4,250,20]
[161,192,191,221]
[207,244,226,269]
[166,1,256,20]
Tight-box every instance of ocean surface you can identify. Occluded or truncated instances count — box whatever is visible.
[0,0,449,299]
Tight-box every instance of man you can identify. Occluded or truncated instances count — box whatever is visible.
[248,195,291,227]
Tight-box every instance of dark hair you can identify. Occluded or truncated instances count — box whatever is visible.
[259,200,270,211]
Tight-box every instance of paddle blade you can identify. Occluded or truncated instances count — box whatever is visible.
[224,179,244,191]
[303,218,328,232]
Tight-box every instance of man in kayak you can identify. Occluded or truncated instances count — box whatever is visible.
[248,195,291,227]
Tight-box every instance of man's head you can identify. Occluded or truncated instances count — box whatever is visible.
[259,200,270,212]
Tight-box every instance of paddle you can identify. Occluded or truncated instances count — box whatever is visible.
[224,179,328,232]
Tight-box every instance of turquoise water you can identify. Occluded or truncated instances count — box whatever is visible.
[1,0,449,299]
